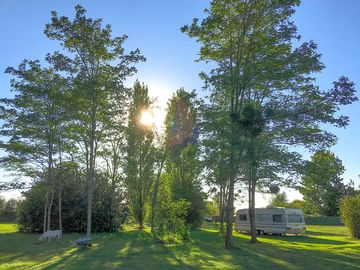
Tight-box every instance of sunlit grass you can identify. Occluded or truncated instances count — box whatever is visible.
[0,223,18,233]
[0,222,359,269]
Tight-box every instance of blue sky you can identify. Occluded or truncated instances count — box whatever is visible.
[0,0,359,203]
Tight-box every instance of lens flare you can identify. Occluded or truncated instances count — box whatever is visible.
[140,110,154,126]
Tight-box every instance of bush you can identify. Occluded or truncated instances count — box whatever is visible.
[305,216,343,226]
[0,197,18,222]
[340,194,360,239]
[153,199,191,243]
[18,170,128,233]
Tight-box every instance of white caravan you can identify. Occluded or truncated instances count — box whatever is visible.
[235,208,306,235]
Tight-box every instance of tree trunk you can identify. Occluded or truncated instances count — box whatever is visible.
[219,185,224,232]
[43,192,49,233]
[58,149,63,231]
[225,176,234,248]
[109,159,117,232]
[47,145,54,231]
[150,150,166,234]
[225,127,237,248]
[58,183,62,231]
[87,103,96,237]
[87,142,95,237]
[138,206,144,230]
[47,183,55,231]
[249,165,257,243]
[219,185,227,233]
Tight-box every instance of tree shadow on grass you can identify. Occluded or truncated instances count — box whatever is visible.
[0,231,85,269]
[189,229,360,270]
[1,228,359,270]
[41,229,194,270]
[305,230,349,237]
[267,234,350,245]
[229,231,360,270]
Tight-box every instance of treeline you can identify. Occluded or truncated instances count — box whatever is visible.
[268,150,358,216]
[0,197,18,222]
[0,1,358,247]
[0,6,205,237]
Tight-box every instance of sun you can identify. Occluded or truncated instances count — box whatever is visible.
[140,110,155,127]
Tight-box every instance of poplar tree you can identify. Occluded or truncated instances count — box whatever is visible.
[125,81,155,229]
[164,89,204,229]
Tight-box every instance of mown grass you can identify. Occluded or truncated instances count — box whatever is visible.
[0,223,359,270]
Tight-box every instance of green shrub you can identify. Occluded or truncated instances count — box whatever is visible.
[0,197,18,222]
[305,216,343,226]
[340,194,360,239]
[18,171,128,233]
[153,199,191,243]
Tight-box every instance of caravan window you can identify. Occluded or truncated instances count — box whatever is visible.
[288,215,302,223]
[239,214,247,221]
[273,215,282,223]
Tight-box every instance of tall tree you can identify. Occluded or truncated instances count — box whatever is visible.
[202,101,232,232]
[125,81,155,229]
[0,60,66,232]
[44,5,145,236]
[151,89,204,232]
[183,0,357,247]
[164,89,205,229]
[300,151,355,216]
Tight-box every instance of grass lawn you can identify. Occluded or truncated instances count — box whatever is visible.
[0,223,359,270]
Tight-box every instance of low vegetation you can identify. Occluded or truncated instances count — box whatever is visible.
[0,223,359,270]
[340,194,360,239]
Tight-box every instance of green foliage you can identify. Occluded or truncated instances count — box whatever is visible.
[267,192,288,208]
[43,5,145,236]
[287,200,315,215]
[164,89,205,229]
[183,0,357,247]
[0,197,5,216]
[204,200,219,218]
[0,197,18,222]
[125,81,155,229]
[153,199,190,243]
[267,194,316,215]
[300,151,355,216]
[17,167,127,233]
[340,194,360,239]
[305,216,343,226]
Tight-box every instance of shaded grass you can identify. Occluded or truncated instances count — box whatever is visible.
[0,223,359,270]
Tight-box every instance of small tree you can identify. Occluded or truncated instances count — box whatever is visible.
[0,196,5,216]
[340,194,360,239]
[204,200,219,219]
[267,192,288,208]
[287,200,315,215]
[153,199,190,243]
[300,151,355,216]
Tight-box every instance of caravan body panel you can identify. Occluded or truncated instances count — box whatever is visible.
[235,208,306,235]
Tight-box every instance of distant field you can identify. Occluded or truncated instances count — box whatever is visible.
[0,223,359,270]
